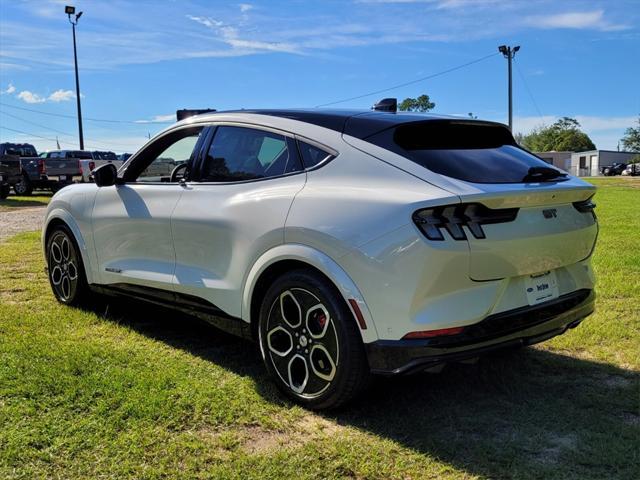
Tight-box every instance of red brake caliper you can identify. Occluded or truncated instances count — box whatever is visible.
[317,312,327,329]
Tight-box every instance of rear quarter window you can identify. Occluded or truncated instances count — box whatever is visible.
[298,141,334,169]
[366,120,563,184]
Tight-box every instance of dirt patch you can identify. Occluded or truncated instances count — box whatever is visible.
[621,411,640,427]
[192,415,347,456]
[530,433,577,466]
[0,206,46,242]
[240,425,299,454]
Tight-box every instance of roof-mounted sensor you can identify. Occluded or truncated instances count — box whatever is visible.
[372,98,397,113]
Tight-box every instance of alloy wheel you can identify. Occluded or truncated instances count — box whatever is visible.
[264,288,339,398]
[48,231,79,302]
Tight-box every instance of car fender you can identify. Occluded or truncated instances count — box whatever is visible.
[42,207,96,285]
[242,243,379,343]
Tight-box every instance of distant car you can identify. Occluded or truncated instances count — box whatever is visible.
[118,153,132,162]
[43,108,598,409]
[600,162,627,176]
[621,163,640,176]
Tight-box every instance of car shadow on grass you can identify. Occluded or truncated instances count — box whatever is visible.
[84,296,639,480]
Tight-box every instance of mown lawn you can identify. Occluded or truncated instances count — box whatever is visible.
[0,193,52,211]
[0,178,638,479]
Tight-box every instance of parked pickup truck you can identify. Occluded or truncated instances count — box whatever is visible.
[0,154,21,199]
[0,143,84,195]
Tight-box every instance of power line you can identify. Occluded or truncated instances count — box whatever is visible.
[0,110,131,149]
[0,125,142,151]
[315,52,500,108]
[513,59,546,126]
[0,125,61,143]
[0,101,172,125]
[1,110,78,138]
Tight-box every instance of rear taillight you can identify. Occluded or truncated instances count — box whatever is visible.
[403,326,465,339]
[413,203,519,241]
[37,159,46,175]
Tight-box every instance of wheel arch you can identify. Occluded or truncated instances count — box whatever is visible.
[243,244,379,343]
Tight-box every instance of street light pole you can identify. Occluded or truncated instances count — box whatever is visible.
[498,45,520,131]
[66,6,84,150]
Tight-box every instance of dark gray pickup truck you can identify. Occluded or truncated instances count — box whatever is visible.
[0,143,83,195]
[0,154,21,199]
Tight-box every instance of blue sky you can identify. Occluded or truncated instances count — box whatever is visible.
[1,0,638,153]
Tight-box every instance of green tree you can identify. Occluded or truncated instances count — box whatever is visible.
[521,117,596,152]
[620,116,640,152]
[513,132,525,146]
[398,94,435,112]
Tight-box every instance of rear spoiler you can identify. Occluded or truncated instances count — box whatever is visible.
[176,109,217,121]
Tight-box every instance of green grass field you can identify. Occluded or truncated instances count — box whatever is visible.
[0,193,52,211]
[1,178,638,479]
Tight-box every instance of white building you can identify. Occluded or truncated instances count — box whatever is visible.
[569,150,639,177]
[534,151,572,172]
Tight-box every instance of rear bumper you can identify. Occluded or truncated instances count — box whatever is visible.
[365,289,595,375]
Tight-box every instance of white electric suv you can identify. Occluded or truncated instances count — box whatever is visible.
[42,108,598,409]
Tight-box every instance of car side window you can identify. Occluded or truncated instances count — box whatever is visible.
[298,141,333,169]
[125,126,204,183]
[199,126,302,182]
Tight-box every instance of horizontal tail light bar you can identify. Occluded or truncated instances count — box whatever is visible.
[413,203,519,241]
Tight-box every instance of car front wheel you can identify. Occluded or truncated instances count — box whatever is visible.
[258,269,370,410]
[46,225,89,305]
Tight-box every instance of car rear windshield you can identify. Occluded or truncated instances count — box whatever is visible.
[68,151,93,159]
[365,120,564,184]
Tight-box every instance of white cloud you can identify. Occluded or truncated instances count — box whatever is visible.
[48,89,75,102]
[239,4,253,13]
[17,90,46,104]
[186,15,223,29]
[185,15,302,54]
[0,62,30,71]
[135,114,175,124]
[1,83,16,95]
[526,10,629,31]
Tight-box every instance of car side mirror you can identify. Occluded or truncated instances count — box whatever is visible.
[93,163,118,187]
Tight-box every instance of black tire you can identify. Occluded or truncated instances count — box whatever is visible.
[0,184,9,199]
[258,269,370,410]
[46,225,90,306]
[13,173,33,196]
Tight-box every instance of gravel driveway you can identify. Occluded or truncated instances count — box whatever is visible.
[0,206,47,242]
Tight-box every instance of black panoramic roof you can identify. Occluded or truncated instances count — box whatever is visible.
[221,109,466,139]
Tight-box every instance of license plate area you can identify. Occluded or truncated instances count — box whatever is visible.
[525,270,559,306]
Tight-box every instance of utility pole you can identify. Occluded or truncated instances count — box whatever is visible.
[65,6,84,150]
[498,45,520,131]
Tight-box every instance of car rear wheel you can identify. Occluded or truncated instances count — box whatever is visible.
[258,269,370,410]
[13,174,33,196]
[46,225,89,305]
